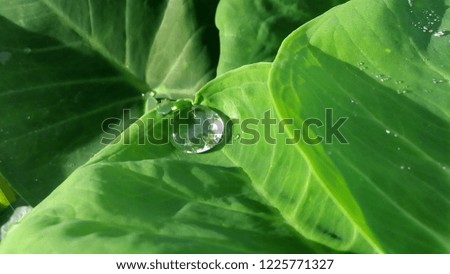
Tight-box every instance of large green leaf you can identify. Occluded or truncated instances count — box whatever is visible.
[215,0,348,74]
[0,0,220,205]
[0,64,333,253]
[270,0,450,253]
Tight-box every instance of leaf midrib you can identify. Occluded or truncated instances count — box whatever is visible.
[41,0,149,94]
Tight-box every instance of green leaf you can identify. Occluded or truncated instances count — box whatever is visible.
[0,0,220,204]
[270,0,450,253]
[0,64,333,253]
[0,0,219,99]
[215,0,348,74]
[0,17,143,205]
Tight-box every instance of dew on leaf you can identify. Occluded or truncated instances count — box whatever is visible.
[385,129,391,134]
[376,74,391,82]
[358,62,368,71]
[170,105,224,154]
[433,30,445,37]
[432,78,444,84]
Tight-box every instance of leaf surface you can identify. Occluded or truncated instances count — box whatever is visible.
[270,0,450,253]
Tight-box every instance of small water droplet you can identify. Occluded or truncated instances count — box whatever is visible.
[233,134,240,141]
[432,78,444,84]
[408,0,414,8]
[23,48,32,54]
[397,147,401,151]
[358,62,368,71]
[376,74,391,82]
[394,133,398,138]
[385,129,391,134]
[26,115,31,120]
[0,51,12,65]
[400,165,405,170]
[433,30,445,37]
[397,89,411,94]
[395,80,404,85]
[171,105,224,154]
[407,166,411,170]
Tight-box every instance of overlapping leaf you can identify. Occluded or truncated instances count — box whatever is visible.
[0,0,220,204]
[270,0,450,253]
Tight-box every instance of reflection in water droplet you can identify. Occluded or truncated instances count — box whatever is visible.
[0,51,12,65]
[171,105,224,154]
[385,129,391,134]
[24,48,32,54]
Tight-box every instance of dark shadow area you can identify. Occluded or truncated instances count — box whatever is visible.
[0,16,144,205]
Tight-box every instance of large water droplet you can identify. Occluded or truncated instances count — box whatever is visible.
[171,105,224,154]
[0,51,12,65]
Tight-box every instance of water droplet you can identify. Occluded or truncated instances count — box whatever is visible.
[385,129,391,134]
[157,100,172,115]
[397,147,401,151]
[432,78,444,84]
[376,74,391,82]
[171,105,224,154]
[433,30,445,37]
[23,48,32,54]
[26,115,31,120]
[394,133,398,138]
[358,62,368,71]
[395,80,404,85]
[408,0,414,8]
[233,134,240,141]
[400,165,405,170]
[0,51,12,65]
[350,99,357,104]
[397,89,411,94]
